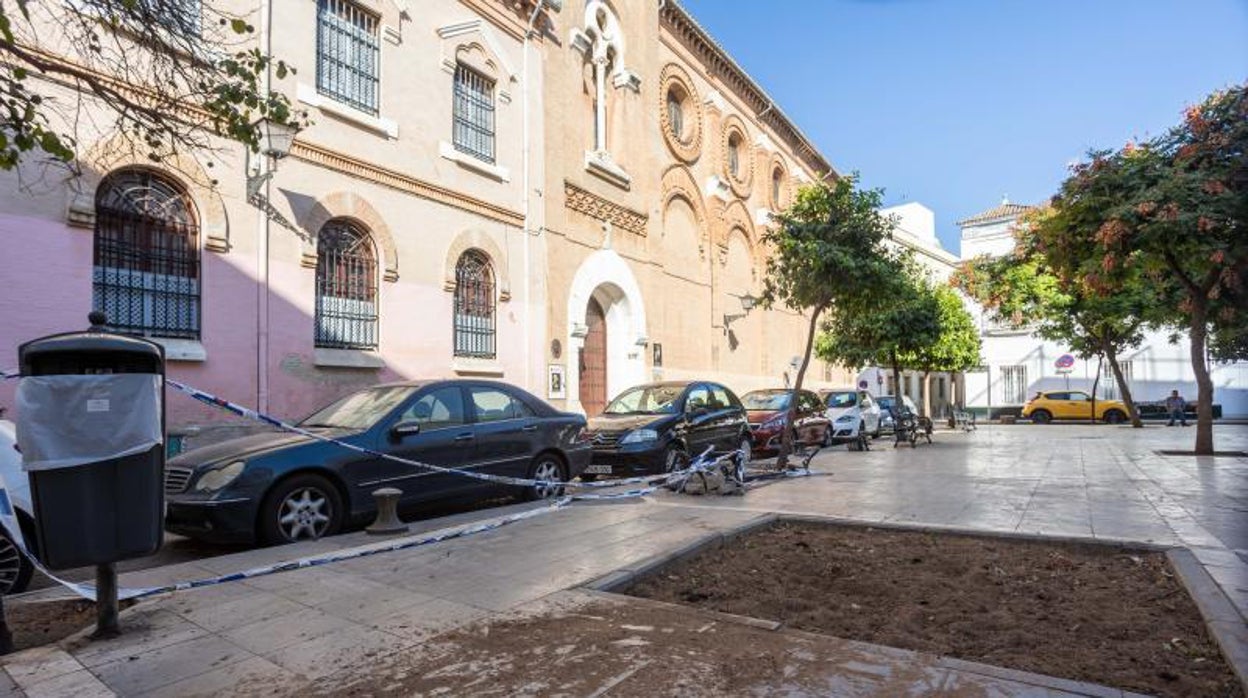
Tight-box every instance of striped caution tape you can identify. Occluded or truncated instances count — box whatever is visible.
[0,472,572,602]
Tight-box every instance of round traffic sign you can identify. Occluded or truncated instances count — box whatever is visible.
[1055,354,1075,369]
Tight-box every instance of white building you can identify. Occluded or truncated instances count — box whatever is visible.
[958,200,1248,419]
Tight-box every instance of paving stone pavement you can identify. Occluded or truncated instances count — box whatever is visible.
[0,424,1243,696]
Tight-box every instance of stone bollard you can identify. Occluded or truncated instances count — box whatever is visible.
[366,487,408,535]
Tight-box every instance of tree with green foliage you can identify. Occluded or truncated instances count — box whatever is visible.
[1082,85,1247,453]
[760,175,897,467]
[898,284,981,419]
[817,257,942,435]
[1,0,302,171]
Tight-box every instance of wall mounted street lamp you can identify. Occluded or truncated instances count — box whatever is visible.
[723,293,757,333]
[246,117,299,199]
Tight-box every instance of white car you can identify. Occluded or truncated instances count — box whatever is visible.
[820,389,883,446]
[0,420,34,594]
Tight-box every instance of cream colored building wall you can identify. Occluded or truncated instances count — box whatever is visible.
[538,0,854,414]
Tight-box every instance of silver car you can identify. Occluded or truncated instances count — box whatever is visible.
[875,395,920,435]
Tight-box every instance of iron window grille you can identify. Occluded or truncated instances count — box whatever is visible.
[315,220,378,350]
[453,64,496,163]
[93,169,201,340]
[1000,365,1028,405]
[453,250,496,359]
[316,0,380,115]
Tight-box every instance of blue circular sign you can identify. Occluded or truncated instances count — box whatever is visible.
[1055,354,1075,369]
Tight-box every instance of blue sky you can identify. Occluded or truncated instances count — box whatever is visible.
[679,0,1248,256]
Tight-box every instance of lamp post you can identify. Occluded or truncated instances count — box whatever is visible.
[248,116,299,414]
[722,293,757,334]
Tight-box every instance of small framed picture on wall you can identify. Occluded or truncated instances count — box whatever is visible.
[548,364,566,399]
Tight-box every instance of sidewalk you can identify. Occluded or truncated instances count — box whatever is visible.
[2,426,1244,696]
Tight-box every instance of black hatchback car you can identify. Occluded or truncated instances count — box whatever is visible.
[582,381,751,478]
[165,380,591,545]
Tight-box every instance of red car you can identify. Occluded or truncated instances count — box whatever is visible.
[740,389,833,457]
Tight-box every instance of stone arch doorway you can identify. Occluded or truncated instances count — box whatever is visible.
[580,297,609,416]
[566,249,648,415]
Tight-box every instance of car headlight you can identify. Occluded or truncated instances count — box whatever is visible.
[619,429,658,445]
[194,461,246,493]
[835,414,857,424]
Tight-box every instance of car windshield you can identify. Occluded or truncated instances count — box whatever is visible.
[300,386,416,430]
[876,396,895,410]
[604,385,684,415]
[825,391,857,408]
[740,391,790,411]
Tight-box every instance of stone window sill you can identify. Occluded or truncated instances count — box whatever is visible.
[439,142,510,182]
[297,84,399,139]
[452,357,504,376]
[153,338,207,363]
[584,151,631,190]
[314,348,385,369]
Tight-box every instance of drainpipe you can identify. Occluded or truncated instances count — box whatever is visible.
[523,1,557,392]
[255,0,274,413]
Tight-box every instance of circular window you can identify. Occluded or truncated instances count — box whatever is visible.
[659,64,702,163]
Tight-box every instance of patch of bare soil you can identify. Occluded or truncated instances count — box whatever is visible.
[3,598,127,651]
[628,522,1242,698]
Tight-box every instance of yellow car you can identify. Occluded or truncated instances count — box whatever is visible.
[1021,390,1129,424]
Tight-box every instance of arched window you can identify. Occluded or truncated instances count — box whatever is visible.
[315,219,378,350]
[771,167,784,209]
[93,169,200,339]
[727,134,741,177]
[666,88,684,142]
[453,250,496,358]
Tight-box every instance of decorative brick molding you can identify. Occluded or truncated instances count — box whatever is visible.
[718,199,758,266]
[563,181,648,236]
[67,132,230,252]
[289,140,524,229]
[443,228,511,302]
[660,164,709,259]
[298,191,399,282]
[720,114,754,199]
[658,63,702,164]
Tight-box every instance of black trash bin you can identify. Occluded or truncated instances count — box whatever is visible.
[15,329,165,570]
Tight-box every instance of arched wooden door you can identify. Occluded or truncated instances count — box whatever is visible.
[580,297,608,416]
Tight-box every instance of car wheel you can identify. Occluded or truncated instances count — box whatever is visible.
[525,453,567,501]
[1031,409,1052,425]
[0,528,33,596]
[663,444,689,474]
[821,427,832,448]
[737,436,752,470]
[1103,409,1125,425]
[260,474,344,545]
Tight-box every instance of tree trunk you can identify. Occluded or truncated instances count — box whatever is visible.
[1090,352,1101,425]
[1188,302,1215,454]
[777,302,826,469]
[1104,347,1142,428]
[891,351,904,445]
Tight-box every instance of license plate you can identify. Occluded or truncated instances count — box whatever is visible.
[585,465,613,474]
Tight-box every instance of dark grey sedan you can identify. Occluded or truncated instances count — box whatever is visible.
[165,380,591,545]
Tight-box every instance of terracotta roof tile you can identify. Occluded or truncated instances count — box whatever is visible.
[956,203,1034,227]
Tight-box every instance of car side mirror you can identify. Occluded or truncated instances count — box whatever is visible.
[390,421,422,440]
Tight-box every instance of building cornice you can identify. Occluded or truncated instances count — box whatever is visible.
[290,140,524,228]
[660,0,835,180]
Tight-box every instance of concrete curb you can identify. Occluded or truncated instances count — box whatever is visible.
[1167,548,1248,692]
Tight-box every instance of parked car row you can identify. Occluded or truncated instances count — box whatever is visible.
[0,377,927,586]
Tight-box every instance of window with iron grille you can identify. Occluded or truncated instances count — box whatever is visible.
[666,89,684,142]
[316,0,380,115]
[315,220,378,350]
[1101,360,1132,400]
[93,169,200,339]
[453,250,496,359]
[1000,365,1028,404]
[453,64,496,163]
